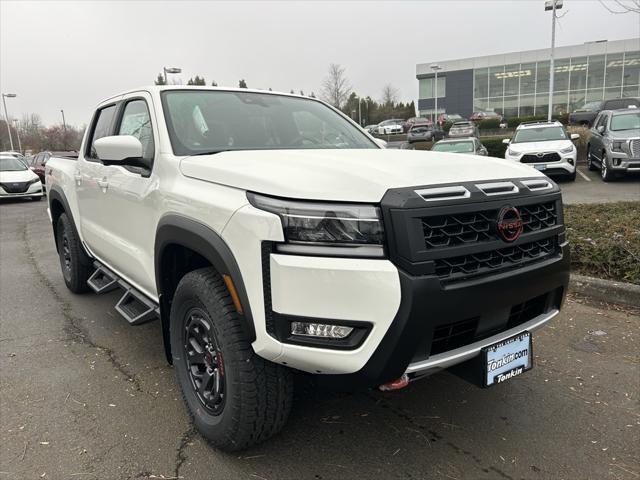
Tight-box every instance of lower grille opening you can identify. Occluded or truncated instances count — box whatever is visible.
[429,317,479,356]
[507,293,548,330]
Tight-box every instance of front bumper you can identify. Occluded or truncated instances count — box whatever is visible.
[0,182,44,199]
[608,151,640,173]
[506,152,577,176]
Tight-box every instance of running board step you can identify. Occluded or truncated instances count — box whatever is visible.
[87,266,119,294]
[115,289,159,326]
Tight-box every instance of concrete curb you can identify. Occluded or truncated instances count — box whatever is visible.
[569,273,640,309]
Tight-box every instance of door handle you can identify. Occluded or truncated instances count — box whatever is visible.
[97,178,109,192]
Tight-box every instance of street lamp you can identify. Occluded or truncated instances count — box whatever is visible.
[12,119,22,153]
[1,93,17,151]
[430,64,442,125]
[545,0,563,121]
[163,66,182,84]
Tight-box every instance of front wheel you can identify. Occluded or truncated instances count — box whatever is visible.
[586,148,597,171]
[601,153,615,182]
[56,213,92,293]
[171,267,293,451]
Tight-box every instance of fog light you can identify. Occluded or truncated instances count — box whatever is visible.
[613,158,622,166]
[291,322,353,339]
[567,158,574,165]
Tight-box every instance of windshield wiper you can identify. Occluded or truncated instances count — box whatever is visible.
[191,149,240,156]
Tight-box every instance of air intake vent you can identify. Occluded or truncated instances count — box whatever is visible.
[475,181,519,196]
[415,186,470,202]
[522,179,553,191]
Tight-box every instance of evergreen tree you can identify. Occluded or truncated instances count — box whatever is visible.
[154,73,166,85]
[239,79,248,88]
[211,80,218,86]
[187,75,206,86]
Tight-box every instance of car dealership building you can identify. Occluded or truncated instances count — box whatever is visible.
[416,38,639,119]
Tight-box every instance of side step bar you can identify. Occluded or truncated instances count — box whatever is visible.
[87,262,159,326]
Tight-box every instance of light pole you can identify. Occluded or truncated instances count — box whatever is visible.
[545,0,563,121]
[1,93,17,151]
[61,109,68,150]
[12,119,22,153]
[163,66,182,84]
[430,64,442,125]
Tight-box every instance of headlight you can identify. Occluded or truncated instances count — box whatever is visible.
[612,141,625,153]
[247,193,385,258]
[508,148,521,156]
[28,177,41,185]
[560,145,575,154]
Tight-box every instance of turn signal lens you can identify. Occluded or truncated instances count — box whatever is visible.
[291,322,354,339]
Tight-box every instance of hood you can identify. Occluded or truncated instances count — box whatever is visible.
[0,169,38,183]
[608,130,640,140]
[510,140,573,153]
[179,149,544,202]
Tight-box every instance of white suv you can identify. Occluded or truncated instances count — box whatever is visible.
[503,121,579,181]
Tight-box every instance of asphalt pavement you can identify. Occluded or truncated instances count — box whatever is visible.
[1,200,639,480]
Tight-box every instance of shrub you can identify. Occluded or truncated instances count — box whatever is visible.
[565,202,640,284]
[478,118,501,130]
[480,136,510,158]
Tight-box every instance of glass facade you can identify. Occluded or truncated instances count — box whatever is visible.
[419,76,446,99]
[470,50,640,117]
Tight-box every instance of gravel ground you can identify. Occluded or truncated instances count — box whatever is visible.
[1,199,639,480]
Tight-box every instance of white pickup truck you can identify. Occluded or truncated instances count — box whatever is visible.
[46,86,570,450]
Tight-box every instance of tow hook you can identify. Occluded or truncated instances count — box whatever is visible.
[378,374,410,392]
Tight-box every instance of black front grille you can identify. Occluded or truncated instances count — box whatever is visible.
[421,202,557,249]
[521,152,561,163]
[0,181,30,193]
[507,293,548,330]
[434,237,558,282]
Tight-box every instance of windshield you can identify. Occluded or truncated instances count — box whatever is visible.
[512,126,567,143]
[578,101,601,111]
[161,91,377,155]
[610,112,640,131]
[432,141,475,153]
[0,157,28,171]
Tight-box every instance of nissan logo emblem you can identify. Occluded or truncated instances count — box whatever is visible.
[495,206,523,242]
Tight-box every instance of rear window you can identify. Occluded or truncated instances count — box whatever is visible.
[604,98,640,110]
[432,141,475,153]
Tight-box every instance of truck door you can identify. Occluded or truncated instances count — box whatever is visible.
[96,94,160,297]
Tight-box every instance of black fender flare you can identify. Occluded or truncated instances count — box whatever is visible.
[47,186,92,265]
[155,214,256,363]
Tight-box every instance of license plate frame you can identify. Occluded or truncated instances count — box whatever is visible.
[482,331,532,387]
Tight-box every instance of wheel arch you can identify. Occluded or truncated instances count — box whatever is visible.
[48,186,85,258]
[155,214,256,363]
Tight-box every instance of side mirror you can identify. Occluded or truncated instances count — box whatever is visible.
[597,125,605,134]
[94,135,143,162]
[375,138,388,148]
[502,138,510,144]
[570,133,580,141]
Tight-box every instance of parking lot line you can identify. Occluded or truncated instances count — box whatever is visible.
[577,168,592,182]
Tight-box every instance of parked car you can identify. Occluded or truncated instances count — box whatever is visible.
[403,117,429,133]
[431,138,488,155]
[448,121,479,138]
[30,150,78,183]
[46,85,569,451]
[0,155,45,201]
[569,97,640,127]
[586,108,640,181]
[503,120,579,181]
[364,124,379,134]
[442,113,465,123]
[377,118,405,135]
[407,124,446,143]
[469,111,502,122]
[0,151,24,158]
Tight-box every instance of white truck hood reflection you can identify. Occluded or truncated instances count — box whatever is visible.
[179,149,545,202]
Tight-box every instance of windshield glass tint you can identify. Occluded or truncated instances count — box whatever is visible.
[432,141,474,153]
[512,126,567,143]
[0,157,27,171]
[161,90,376,155]
[610,112,640,131]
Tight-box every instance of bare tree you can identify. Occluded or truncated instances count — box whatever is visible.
[321,63,352,109]
[381,84,400,106]
[598,0,640,13]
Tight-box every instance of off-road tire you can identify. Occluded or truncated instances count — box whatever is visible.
[56,213,92,293]
[170,267,293,451]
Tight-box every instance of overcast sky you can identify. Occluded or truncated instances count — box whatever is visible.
[1,0,638,126]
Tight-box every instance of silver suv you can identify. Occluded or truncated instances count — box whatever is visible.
[587,108,640,182]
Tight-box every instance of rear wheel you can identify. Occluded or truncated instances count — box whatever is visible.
[171,267,293,451]
[586,147,597,171]
[56,213,92,293]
